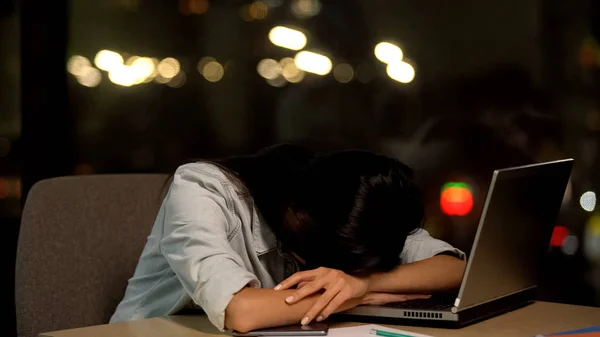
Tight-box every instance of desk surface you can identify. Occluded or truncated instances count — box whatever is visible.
[40,302,600,337]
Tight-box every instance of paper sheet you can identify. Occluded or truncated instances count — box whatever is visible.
[315,324,432,337]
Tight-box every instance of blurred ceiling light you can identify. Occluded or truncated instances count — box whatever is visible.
[333,63,354,83]
[257,58,281,80]
[386,61,415,83]
[249,1,268,20]
[77,67,102,87]
[584,215,600,263]
[355,62,374,83]
[294,51,332,75]
[267,75,287,87]
[94,50,124,72]
[143,58,160,83]
[280,57,303,82]
[197,56,216,74]
[158,57,181,79]
[268,26,307,51]
[580,191,597,212]
[108,64,137,87]
[129,57,156,83]
[67,55,91,76]
[202,61,224,82]
[166,71,186,88]
[291,0,321,19]
[374,42,403,64]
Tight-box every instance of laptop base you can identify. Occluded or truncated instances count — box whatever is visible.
[332,288,536,329]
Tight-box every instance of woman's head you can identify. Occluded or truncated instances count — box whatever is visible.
[218,144,423,275]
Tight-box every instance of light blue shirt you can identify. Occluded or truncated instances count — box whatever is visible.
[110,163,465,330]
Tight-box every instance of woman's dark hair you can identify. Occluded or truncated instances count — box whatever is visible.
[215,144,424,275]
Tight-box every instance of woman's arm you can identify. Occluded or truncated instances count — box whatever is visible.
[225,288,362,333]
[367,254,466,293]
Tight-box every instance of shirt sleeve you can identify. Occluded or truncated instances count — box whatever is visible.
[160,165,260,331]
[400,229,466,264]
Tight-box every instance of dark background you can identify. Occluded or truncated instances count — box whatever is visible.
[3,1,600,336]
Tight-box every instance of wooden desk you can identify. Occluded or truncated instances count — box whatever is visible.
[40,302,600,337]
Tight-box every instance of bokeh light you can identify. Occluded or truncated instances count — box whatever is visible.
[280,57,304,82]
[166,71,187,88]
[291,0,321,19]
[374,42,403,64]
[584,215,600,263]
[198,57,216,74]
[266,75,287,87]
[179,0,210,15]
[333,63,354,83]
[268,26,307,51]
[202,61,224,82]
[67,55,91,76]
[386,61,416,83]
[580,191,597,212]
[94,50,124,72]
[249,1,268,20]
[440,182,473,216]
[129,57,156,83]
[77,67,102,87]
[157,57,181,79]
[561,235,579,255]
[257,58,281,80]
[294,51,332,75]
[154,74,170,84]
[108,64,137,87]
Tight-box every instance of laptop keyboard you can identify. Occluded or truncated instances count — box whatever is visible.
[385,298,453,310]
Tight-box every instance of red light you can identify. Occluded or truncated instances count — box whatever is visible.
[440,182,473,216]
[550,226,568,247]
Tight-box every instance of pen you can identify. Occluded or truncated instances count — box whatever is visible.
[369,329,415,337]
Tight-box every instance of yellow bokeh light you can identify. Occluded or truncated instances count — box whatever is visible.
[108,64,137,87]
[267,75,287,87]
[157,57,181,79]
[257,58,281,80]
[386,61,415,84]
[154,74,170,84]
[280,58,303,83]
[167,71,187,88]
[333,63,354,83]
[268,26,307,51]
[94,50,124,72]
[77,67,102,87]
[197,56,216,74]
[129,57,156,83]
[294,51,332,75]
[203,61,224,82]
[67,55,91,76]
[374,42,403,64]
[249,1,268,19]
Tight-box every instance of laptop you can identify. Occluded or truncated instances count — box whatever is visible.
[336,159,574,328]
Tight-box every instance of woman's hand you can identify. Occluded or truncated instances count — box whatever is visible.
[275,267,370,325]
